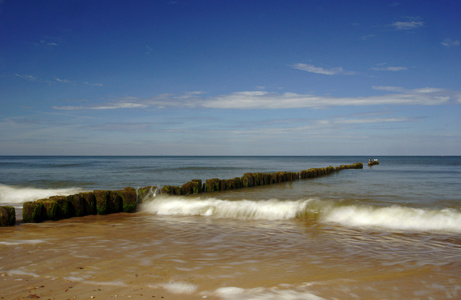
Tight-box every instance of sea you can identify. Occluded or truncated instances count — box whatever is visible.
[0,156,460,299]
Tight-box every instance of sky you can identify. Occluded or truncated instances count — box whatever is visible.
[1,0,460,155]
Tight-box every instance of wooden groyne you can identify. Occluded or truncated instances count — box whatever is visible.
[162,163,363,195]
[0,206,15,227]
[0,163,363,226]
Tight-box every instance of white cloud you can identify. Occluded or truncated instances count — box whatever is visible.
[391,20,424,30]
[52,87,460,111]
[15,74,37,81]
[291,63,355,75]
[202,89,455,109]
[372,66,407,71]
[55,78,74,85]
[332,117,410,125]
[54,101,147,110]
[83,82,103,87]
[441,38,460,47]
[39,40,58,47]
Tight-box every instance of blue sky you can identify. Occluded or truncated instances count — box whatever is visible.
[1,0,460,155]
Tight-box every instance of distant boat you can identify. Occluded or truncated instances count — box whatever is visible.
[368,158,379,166]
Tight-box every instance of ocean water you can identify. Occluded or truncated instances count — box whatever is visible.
[1,156,461,299]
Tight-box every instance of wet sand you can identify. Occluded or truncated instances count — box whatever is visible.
[0,214,207,299]
[1,210,460,299]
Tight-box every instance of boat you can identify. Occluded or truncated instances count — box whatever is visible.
[368,158,379,166]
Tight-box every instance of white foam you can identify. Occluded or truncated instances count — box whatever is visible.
[85,280,128,287]
[321,205,461,233]
[0,183,87,204]
[142,196,311,220]
[211,286,326,300]
[0,239,47,246]
[63,276,128,287]
[7,269,39,278]
[143,195,461,233]
[148,281,198,294]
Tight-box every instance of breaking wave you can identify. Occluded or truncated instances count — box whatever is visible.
[0,183,87,204]
[142,195,461,233]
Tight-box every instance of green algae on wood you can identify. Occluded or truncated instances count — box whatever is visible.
[49,196,71,219]
[108,191,123,213]
[93,190,110,215]
[22,201,45,223]
[0,206,16,226]
[66,194,85,217]
[117,187,138,213]
[181,180,202,195]
[79,192,97,215]
[37,199,59,221]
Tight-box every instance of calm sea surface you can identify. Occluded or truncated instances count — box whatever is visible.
[1,156,460,299]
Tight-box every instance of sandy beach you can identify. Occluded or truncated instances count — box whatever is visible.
[1,214,208,300]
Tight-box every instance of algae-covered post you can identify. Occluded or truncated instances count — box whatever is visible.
[19,186,148,225]
[0,206,16,226]
[117,187,138,213]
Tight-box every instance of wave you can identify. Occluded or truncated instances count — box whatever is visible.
[142,196,311,220]
[321,204,461,233]
[0,183,87,204]
[142,196,461,233]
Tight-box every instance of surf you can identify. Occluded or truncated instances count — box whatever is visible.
[321,204,461,233]
[0,183,87,204]
[141,195,461,233]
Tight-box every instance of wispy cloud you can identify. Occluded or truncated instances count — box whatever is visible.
[55,78,74,85]
[372,66,407,71]
[291,63,355,75]
[54,100,147,110]
[53,88,460,111]
[390,18,424,30]
[39,40,58,47]
[202,89,454,109]
[15,73,37,81]
[326,116,411,126]
[83,81,103,87]
[441,38,460,47]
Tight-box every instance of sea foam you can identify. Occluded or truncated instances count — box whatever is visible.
[211,286,326,300]
[143,195,461,233]
[321,205,461,233]
[142,196,311,220]
[0,183,87,204]
[148,281,198,294]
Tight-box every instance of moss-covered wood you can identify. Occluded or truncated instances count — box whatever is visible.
[94,190,109,215]
[116,187,138,213]
[80,192,97,215]
[137,186,156,202]
[161,185,181,195]
[49,196,71,219]
[22,201,44,223]
[0,206,16,226]
[181,180,202,195]
[37,199,59,221]
[67,194,85,217]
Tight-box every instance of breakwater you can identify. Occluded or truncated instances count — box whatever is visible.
[0,163,362,226]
